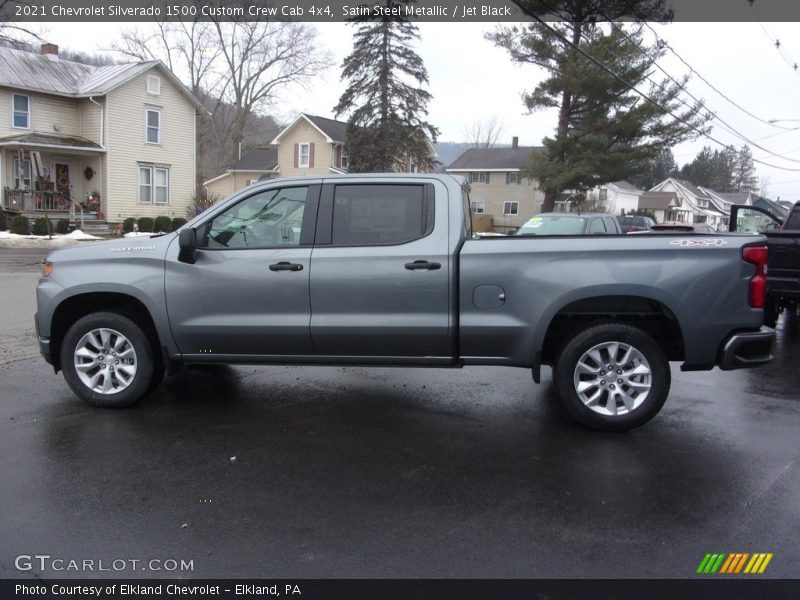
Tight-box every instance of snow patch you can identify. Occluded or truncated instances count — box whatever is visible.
[0,229,103,248]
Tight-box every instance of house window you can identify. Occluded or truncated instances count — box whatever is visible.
[341,150,349,170]
[503,201,519,216]
[298,143,310,168]
[506,172,521,185]
[471,172,489,184]
[139,165,169,204]
[13,157,31,189]
[145,108,161,144]
[599,188,608,202]
[471,201,485,214]
[147,75,161,95]
[12,94,30,129]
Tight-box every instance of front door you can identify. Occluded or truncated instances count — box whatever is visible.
[309,180,453,359]
[165,184,319,358]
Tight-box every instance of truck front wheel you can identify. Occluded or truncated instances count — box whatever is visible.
[553,323,670,431]
[60,312,156,408]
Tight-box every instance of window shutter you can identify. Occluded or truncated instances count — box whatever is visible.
[505,172,510,185]
[294,143,299,168]
[310,142,315,168]
[485,172,490,184]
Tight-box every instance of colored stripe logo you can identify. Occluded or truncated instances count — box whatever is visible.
[697,552,773,574]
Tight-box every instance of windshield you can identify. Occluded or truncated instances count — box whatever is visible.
[515,215,587,236]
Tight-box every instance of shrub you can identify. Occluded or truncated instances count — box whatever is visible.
[172,217,188,230]
[137,217,154,232]
[122,217,136,233]
[10,215,30,235]
[56,219,70,234]
[154,215,173,233]
[0,209,6,231]
[32,217,52,236]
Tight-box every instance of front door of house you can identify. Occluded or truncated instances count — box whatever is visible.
[54,162,70,195]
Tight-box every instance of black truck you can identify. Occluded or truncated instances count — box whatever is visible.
[730,201,800,327]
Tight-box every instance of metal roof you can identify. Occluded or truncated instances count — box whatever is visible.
[0,132,104,151]
[0,46,205,112]
[446,146,540,170]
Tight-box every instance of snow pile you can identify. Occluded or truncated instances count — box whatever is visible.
[0,229,103,248]
[123,231,155,238]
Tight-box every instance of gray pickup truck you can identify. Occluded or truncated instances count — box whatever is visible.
[35,174,775,430]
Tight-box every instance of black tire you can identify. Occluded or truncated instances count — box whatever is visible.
[553,322,671,431]
[60,311,156,408]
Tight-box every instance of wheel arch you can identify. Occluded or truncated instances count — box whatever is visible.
[49,292,162,372]
[537,291,686,369]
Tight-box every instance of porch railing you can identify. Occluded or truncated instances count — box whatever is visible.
[2,188,72,213]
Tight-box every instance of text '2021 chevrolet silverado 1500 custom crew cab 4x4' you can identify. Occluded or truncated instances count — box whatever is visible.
[36,174,775,431]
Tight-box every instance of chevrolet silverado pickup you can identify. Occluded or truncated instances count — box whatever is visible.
[730,201,800,327]
[36,174,775,431]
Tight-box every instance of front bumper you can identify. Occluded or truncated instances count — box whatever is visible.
[34,312,52,365]
[719,326,775,370]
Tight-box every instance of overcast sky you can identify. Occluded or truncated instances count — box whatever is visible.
[35,20,800,201]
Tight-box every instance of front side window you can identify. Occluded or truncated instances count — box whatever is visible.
[139,165,169,204]
[298,143,310,167]
[12,94,30,128]
[206,187,308,249]
[471,200,485,214]
[331,184,432,246]
[503,201,519,216]
[589,218,607,233]
[145,108,161,143]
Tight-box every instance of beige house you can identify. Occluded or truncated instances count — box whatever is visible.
[271,114,350,178]
[446,138,544,233]
[203,147,278,200]
[0,44,204,226]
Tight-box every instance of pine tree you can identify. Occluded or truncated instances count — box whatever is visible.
[709,146,736,192]
[732,145,758,192]
[489,17,709,212]
[334,1,438,172]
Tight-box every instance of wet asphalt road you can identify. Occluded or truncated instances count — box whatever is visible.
[0,247,799,579]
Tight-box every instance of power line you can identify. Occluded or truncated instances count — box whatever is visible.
[642,22,796,131]
[600,20,800,165]
[524,16,800,173]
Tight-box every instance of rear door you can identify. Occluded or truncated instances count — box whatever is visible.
[165,183,319,357]
[309,179,453,360]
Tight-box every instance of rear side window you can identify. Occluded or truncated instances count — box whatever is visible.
[589,218,607,233]
[331,184,433,246]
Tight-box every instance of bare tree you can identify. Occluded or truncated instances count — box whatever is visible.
[210,20,329,168]
[112,19,329,186]
[0,1,44,48]
[759,175,771,199]
[463,116,506,149]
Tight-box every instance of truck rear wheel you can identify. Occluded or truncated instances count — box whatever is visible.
[553,323,670,431]
[60,312,156,408]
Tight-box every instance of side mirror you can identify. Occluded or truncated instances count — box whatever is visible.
[178,228,198,264]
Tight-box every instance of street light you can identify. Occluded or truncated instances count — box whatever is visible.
[768,119,800,123]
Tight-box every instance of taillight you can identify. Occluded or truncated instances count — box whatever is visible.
[742,245,768,309]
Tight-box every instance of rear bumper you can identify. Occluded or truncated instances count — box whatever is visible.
[718,326,775,370]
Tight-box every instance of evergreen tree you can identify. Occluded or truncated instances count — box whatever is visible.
[681,146,715,188]
[709,146,736,192]
[334,1,438,172]
[732,145,758,192]
[489,19,709,211]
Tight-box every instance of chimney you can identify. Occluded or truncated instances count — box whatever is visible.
[512,136,519,149]
[40,43,59,57]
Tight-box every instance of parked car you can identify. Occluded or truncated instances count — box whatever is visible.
[36,174,774,431]
[629,222,718,234]
[729,201,800,327]
[514,212,623,236]
[617,214,656,232]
